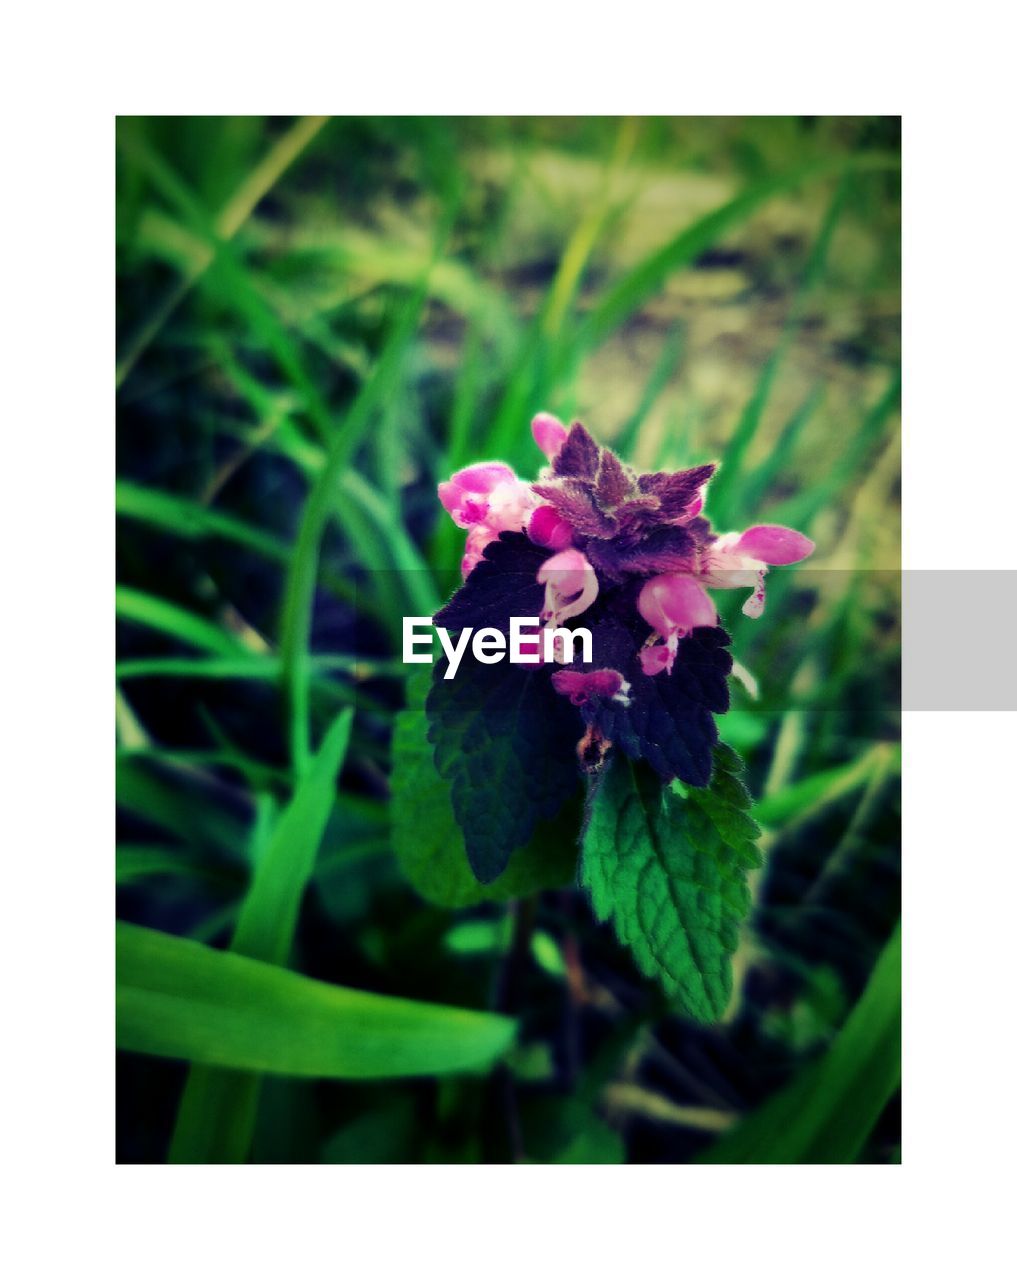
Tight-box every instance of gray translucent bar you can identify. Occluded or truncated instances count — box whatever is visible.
[353,567,1017,710]
[904,570,1017,710]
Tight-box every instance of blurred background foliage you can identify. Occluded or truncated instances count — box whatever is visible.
[116,115,900,1164]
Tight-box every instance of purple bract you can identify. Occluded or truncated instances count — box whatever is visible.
[437,414,814,685]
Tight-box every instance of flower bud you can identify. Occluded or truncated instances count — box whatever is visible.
[531,412,569,462]
[527,504,574,550]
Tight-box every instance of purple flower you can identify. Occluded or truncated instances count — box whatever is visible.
[440,462,542,579]
[439,462,536,547]
[437,463,517,528]
[551,667,631,706]
[702,525,816,618]
[637,574,718,675]
[435,416,815,752]
[537,548,599,626]
[460,524,500,579]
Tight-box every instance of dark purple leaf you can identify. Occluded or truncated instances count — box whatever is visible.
[433,532,546,634]
[426,655,581,882]
[568,590,732,787]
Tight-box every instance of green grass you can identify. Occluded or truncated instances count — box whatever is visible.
[116,115,900,1165]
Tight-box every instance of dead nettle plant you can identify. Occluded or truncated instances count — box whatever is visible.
[392,415,814,1020]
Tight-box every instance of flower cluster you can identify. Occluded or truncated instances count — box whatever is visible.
[437,414,814,695]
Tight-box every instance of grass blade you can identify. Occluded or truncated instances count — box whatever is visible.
[116,480,290,564]
[116,844,239,889]
[706,177,850,525]
[231,709,353,964]
[278,279,431,775]
[116,116,329,386]
[698,921,901,1163]
[116,756,249,857]
[115,654,387,681]
[168,711,352,1161]
[763,369,901,529]
[755,743,901,830]
[575,152,898,356]
[116,585,245,656]
[117,921,517,1078]
[612,324,686,462]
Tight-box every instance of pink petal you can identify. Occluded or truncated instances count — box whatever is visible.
[537,549,599,625]
[734,525,815,565]
[437,462,519,528]
[485,478,537,533]
[551,668,627,705]
[453,462,517,493]
[638,644,674,677]
[460,524,499,579]
[741,570,767,618]
[527,503,574,550]
[437,479,467,524]
[637,574,717,638]
[531,412,569,462]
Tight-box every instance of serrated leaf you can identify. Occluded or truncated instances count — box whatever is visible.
[391,671,580,906]
[580,745,760,1021]
[426,651,582,882]
[579,592,732,787]
[432,531,546,634]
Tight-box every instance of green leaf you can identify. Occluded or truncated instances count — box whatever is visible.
[391,671,580,907]
[574,151,899,354]
[230,709,353,965]
[116,755,248,856]
[698,922,901,1163]
[754,743,901,829]
[580,745,761,1021]
[169,711,353,1162]
[117,921,516,1077]
[425,645,582,883]
[277,242,436,774]
[116,479,291,565]
[320,1094,418,1164]
[115,843,238,889]
[116,584,243,656]
[115,653,379,682]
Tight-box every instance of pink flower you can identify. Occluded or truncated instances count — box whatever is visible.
[639,644,675,676]
[703,524,815,618]
[485,477,538,533]
[531,412,569,462]
[637,574,718,675]
[460,524,500,579]
[551,668,631,706]
[734,526,814,564]
[527,504,574,551]
[537,548,599,626]
[438,463,522,529]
